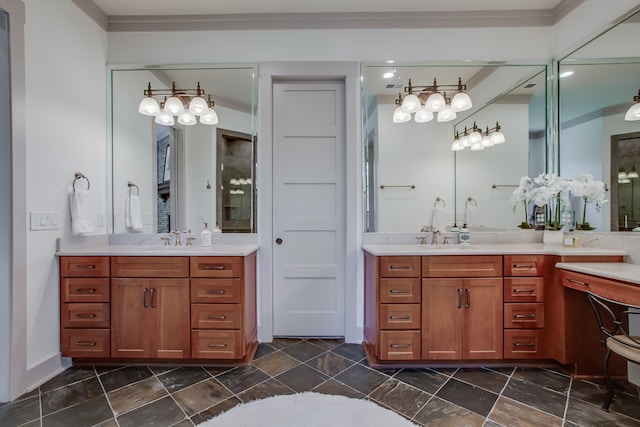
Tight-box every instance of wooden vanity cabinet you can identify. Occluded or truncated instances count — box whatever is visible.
[60,256,111,358]
[111,257,190,359]
[503,255,545,359]
[422,256,503,360]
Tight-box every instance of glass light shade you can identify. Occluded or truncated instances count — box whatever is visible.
[451,140,464,151]
[628,167,639,179]
[481,135,493,147]
[392,106,411,123]
[451,92,472,112]
[618,169,628,179]
[200,108,219,125]
[468,130,482,144]
[164,96,185,115]
[619,178,631,184]
[490,131,506,144]
[436,106,456,122]
[414,108,434,123]
[138,97,160,116]
[155,112,174,126]
[401,94,421,113]
[470,142,484,151]
[188,96,210,116]
[625,103,640,121]
[177,111,197,125]
[425,93,445,111]
[461,135,470,147]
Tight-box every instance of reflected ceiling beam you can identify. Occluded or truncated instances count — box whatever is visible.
[560,103,630,130]
[71,0,108,30]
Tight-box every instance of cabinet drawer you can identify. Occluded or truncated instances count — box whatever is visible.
[191,304,242,329]
[60,257,110,277]
[503,278,544,303]
[504,330,545,359]
[422,256,502,278]
[504,303,544,329]
[379,278,421,303]
[379,304,421,330]
[191,330,243,359]
[61,278,110,303]
[61,303,110,328]
[379,256,421,278]
[559,269,640,306]
[111,256,189,278]
[61,328,110,358]
[379,330,421,360]
[504,255,545,276]
[190,257,242,278]
[191,279,242,303]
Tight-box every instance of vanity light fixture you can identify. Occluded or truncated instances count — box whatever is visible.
[451,122,505,152]
[624,89,640,121]
[618,166,628,180]
[394,77,472,123]
[138,82,219,126]
[628,166,639,179]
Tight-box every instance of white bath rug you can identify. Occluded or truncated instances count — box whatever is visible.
[197,392,418,427]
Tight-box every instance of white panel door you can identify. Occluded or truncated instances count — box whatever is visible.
[273,81,345,337]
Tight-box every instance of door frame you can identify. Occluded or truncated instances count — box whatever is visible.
[257,62,362,343]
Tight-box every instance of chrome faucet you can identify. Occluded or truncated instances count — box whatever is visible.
[170,229,182,246]
[431,229,441,245]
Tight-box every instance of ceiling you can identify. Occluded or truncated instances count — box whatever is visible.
[91,0,564,16]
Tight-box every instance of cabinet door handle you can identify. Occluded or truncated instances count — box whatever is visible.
[204,289,226,294]
[74,288,97,293]
[513,263,535,269]
[566,278,589,287]
[207,342,227,348]
[389,265,411,270]
[513,313,536,319]
[75,313,97,319]
[205,315,227,320]
[143,288,148,308]
[513,342,536,347]
[513,288,536,293]
[465,288,470,308]
[390,344,412,349]
[389,315,411,320]
[75,341,97,347]
[457,288,462,309]
[74,264,96,269]
[203,265,225,270]
[150,288,156,308]
[389,289,411,294]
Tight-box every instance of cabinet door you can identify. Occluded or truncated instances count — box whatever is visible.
[111,278,151,358]
[151,279,190,358]
[463,278,503,360]
[422,278,463,360]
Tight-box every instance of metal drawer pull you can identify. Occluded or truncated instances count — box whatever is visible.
[513,313,536,319]
[390,344,412,349]
[389,265,411,270]
[513,288,536,293]
[74,264,96,269]
[203,265,226,270]
[75,341,97,347]
[457,288,462,309]
[204,289,225,294]
[513,264,535,268]
[207,342,227,348]
[75,313,97,318]
[566,278,589,287]
[143,288,148,307]
[465,288,470,308]
[150,288,156,308]
[389,289,411,294]
[75,288,97,293]
[513,342,536,347]
[205,315,227,320]
[390,315,411,320]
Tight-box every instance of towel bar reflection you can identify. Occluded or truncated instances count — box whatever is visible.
[491,184,518,189]
[127,181,140,195]
[380,184,416,189]
[73,172,90,191]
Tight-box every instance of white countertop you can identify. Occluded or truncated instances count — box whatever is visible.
[56,244,259,257]
[362,243,627,257]
[556,262,640,285]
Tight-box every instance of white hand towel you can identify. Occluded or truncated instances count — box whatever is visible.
[70,190,95,235]
[432,205,447,233]
[465,205,478,227]
[125,192,143,231]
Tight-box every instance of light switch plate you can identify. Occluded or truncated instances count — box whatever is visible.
[30,211,59,231]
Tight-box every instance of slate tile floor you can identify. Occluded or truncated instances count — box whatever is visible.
[2,339,640,427]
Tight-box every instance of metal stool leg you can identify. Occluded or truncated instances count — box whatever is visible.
[602,348,614,412]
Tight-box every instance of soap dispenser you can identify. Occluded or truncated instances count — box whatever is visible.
[201,223,212,247]
[459,224,471,245]
[451,223,460,244]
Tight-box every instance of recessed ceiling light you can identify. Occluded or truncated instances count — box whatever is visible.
[386,60,395,64]
[559,71,574,78]
[383,71,394,79]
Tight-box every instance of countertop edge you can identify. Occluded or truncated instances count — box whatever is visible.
[555,262,640,285]
[56,244,260,257]
[361,244,627,257]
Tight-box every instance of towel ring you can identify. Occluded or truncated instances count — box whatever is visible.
[433,197,446,208]
[73,172,90,191]
[127,181,140,196]
[466,197,478,208]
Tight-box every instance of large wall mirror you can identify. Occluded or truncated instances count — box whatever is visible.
[362,62,547,232]
[109,64,258,235]
[559,9,640,232]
